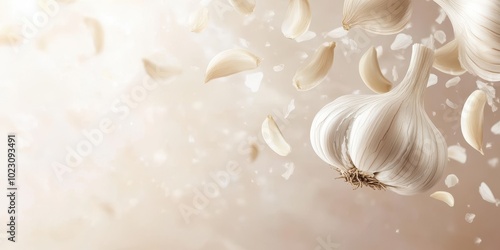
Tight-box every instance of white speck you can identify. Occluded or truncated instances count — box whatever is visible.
[390,33,413,50]
[381,68,388,76]
[265,42,271,47]
[395,229,400,233]
[326,26,348,39]
[486,142,492,148]
[492,121,500,135]
[445,76,461,88]
[239,38,249,48]
[129,198,138,207]
[465,213,476,223]
[375,46,383,58]
[479,182,500,206]
[297,51,308,59]
[188,135,195,143]
[434,30,447,44]
[445,174,459,188]
[436,8,447,24]
[281,162,295,180]
[283,99,295,119]
[154,150,168,163]
[488,157,499,168]
[392,66,398,81]
[474,237,482,245]
[295,31,316,42]
[245,72,263,93]
[427,74,438,87]
[432,111,437,116]
[405,22,412,29]
[448,145,467,164]
[273,64,285,72]
[445,99,459,109]
[477,80,498,112]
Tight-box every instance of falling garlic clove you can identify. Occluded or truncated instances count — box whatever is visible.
[479,182,500,206]
[433,0,500,81]
[205,48,261,83]
[359,46,392,93]
[430,191,455,207]
[84,17,104,54]
[143,59,182,81]
[227,0,256,15]
[261,116,291,156]
[281,0,311,39]
[310,44,447,195]
[461,90,487,155]
[188,7,209,33]
[433,39,467,76]
[444,174,459,188]
[293,42,336,91]
[342,0,412,35]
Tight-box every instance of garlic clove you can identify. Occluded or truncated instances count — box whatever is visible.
[84,17,104,54]
[143,59,183,81]
[205,49,261,83]
[261,116,291,156]
[461,90,487,155]
[359,46,392,93]
[281,0,311,39]
[228,0,256,15]
[433,0,500,81]
[433,39,466,76]
[293,42,336,91]
[188,7,209,33]
[342,0,412,35]
[447,145,467,164]
[430,191,455,207]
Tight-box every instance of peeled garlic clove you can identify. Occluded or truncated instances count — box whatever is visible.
[189,7,209,33]
[433,0,500,81]
[479,182,499,206]
[228,0,255,15]
[433,39,466,76]
[205,49,261,83]
[430,191,455,207]
[281,0,311,39]
[261,116,291,156]
[143,59,182,81]
[444,174,459,188]
[84,17,104,54]
[310,44,447,195]
[293,42,335,91]
[342,0,412,35]
[359,46,392,93]
[461,90,487,155]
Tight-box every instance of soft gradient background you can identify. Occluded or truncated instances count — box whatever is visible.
[0,0,499,249]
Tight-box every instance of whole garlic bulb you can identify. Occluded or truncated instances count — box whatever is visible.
[433,0,500,82]
[310,44,447,195]
[342,0,412,35]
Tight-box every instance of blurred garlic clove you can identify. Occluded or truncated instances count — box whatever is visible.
[433,39,466,76]
[205,49,261,83]
[342,0,412,35]
[479,182,500,206]
[310,44,447,195]
[293,42,336,91]
[461,90,487,155]
[228,0,256,15]
[261,116,291,156]
[444,174,459,188]
[430,191,455,207]
[143,59,182,81]
[281,0,311,39]
[359,46,392,93]
[84,17,104,54]
[188,7,209,33]
[433,0,500,81]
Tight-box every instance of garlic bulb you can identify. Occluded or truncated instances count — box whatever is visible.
[342,0,412,35]
[433,0,500,81]
[310,44,447,195]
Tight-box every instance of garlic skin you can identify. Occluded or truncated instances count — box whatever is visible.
[433,0,500,81]
[310,44,447,195]
[343,0,412,35]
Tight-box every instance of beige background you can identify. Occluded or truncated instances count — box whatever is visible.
[0,0,499,249]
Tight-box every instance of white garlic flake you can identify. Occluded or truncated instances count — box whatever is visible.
[444,174,459,188]
[430,191,455,207]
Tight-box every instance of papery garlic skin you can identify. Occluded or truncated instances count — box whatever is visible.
[343,0,412,35]
[433,0,500,81]
[310,44,447,195]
